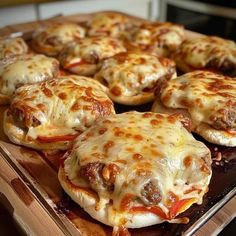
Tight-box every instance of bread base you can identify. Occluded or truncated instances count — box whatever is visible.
[196,123,236,147]
[66,64,97,77]
[58,165,169,228]
[108,91,155,106]
[3,110,72,151]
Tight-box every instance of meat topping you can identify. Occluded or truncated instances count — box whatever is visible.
[79,161,120,192]
[140,179,162,205]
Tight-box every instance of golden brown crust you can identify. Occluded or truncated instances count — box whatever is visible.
[107,90,154,106]
[196,123,236,147]
[4,110,71,150]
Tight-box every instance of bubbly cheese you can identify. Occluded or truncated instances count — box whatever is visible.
[0,54,59,97]
[160,71,236,131]
[174,36,236,74]
[87,12,129,37]
[58,36,126,74]
[95,52,176,97]
[127,22,185,55]
[32,23,86,56]
[64,111,212,226]
[9,75,115,142]
[0,37,28,60]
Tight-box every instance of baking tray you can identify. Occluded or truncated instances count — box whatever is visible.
[0,11,235,236]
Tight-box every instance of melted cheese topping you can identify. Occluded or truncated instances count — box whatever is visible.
[64,111,211,225]
[10,75,115,140]
[87,12,129,37]
[95,52,176,97]
[0,54,59,96]
[127,22,184,53]
[160,71,236,131]
[59,36,126,69]
[0,37,28,60]
[32,23,86,55]
[174,36,236,73]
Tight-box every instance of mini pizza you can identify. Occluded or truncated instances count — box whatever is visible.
[173,36,236,76]
[58,111,212,235]
[0,54,59,105]
[0,37,28,60]
[87,12,130,38]
[4,75,115,151]
[124,22,185,56]
[58,36,126,76]
[31,23,86,56]
[152,70,236,146]
[94,52,176,105]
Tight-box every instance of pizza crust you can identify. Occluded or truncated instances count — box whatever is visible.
[59,165,170,228]
[108,90,155,106]
[196,123,236,147]
[64,64,97,77]
[3,110,72,150]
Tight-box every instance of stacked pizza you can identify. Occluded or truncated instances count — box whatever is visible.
[0,12,235,235]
